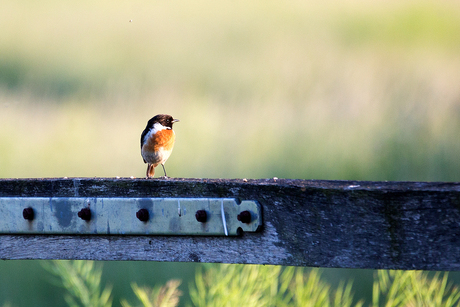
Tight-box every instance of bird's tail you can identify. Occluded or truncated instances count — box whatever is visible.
[146,164,155,178]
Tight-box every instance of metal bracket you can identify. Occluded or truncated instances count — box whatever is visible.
[0,197,262,236]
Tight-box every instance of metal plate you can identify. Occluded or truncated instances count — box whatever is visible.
[0,197,262,236]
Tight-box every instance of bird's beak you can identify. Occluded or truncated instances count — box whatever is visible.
[173,119,180,123]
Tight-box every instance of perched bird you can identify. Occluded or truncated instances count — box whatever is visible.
[140,114,179,178]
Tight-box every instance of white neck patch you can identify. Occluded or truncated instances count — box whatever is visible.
[152,122,170,133]
[143,122,171,144]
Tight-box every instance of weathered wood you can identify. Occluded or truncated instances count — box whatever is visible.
[1,178,460,271]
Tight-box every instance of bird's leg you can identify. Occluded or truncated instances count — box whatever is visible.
[161,164,168,178]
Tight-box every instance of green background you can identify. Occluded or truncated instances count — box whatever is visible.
[1,0,460,305]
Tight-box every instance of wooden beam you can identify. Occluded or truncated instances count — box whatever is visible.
[0,178,460,271]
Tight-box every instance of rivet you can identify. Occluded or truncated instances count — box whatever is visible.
[195,210,207,223]
[136,209,149,222]
[237,211,251,224]
[78,208,91,221]
[23,207,34,220]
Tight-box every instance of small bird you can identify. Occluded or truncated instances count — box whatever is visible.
[140,114,179,178]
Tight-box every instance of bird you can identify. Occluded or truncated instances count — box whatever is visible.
[140,114,179,178]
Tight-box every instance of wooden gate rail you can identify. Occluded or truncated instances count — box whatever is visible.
[0,178,459,271]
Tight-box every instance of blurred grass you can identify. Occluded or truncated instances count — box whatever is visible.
[14,261,460,307]
[335,2,460,49]
[1,0,460,180]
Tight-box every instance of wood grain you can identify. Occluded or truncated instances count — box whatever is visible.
[1,178,460,271]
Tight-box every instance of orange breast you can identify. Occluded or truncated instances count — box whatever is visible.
[146,129,175,151]
[142,129,175,165]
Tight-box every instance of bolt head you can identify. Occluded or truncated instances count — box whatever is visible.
[195,210,207,223]
[23,207,34,220]
[78,208,92,221]
[136,209,150,222]
[237,211,252,224]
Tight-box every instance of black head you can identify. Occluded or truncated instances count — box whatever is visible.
[147,114,179,129]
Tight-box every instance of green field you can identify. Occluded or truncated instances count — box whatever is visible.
[1,0,460,305]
